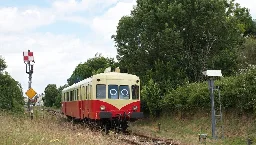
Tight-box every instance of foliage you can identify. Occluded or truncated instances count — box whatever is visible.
[162,68,256,114]
[244,19,256,37]
[56,84,68,108]
[0,56,7,72]
[111,0,255,117]
[67,53,118,86]
[43,84,68,108]
[238,37,256,67]
[141,79,162,117]
[112,0,254,90]
[0,57,24,113]
[43,84,59,107]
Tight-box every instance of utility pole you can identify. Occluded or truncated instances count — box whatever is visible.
[23,50,36,120]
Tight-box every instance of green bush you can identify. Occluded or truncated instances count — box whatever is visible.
[162,67,256,114]
[141,79,162,117]
[0,72,24,114]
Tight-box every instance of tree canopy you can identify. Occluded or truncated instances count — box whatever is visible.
[239,37,256,67]
[0,57,24,113]
[43,84,59,107]
[112,0,254,92]
[43,83,68,108]
[67,53,118,86]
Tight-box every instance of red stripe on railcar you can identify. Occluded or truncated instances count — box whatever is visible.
[62,100,141,120]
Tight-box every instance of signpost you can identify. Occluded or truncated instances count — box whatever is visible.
[23,50,36,120]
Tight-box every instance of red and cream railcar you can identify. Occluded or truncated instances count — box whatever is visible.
[61,70,143,133]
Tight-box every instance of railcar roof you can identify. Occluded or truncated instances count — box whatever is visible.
[93,72,139,79]
[62,77,92,92]
[62,72,139,92]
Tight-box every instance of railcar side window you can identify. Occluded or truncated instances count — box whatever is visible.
[90,85,92,99]
[76,89,79,100]
[132,85,139,100]
[119,85,130,100]
[73,90,76,101]
[108,85,118,99]
[71,90,74,101]
[86,86,88,99]
[96,84,106,99]
[67,92,69,101]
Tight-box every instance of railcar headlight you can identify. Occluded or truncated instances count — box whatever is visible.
[133,106,138,111]
[100,105,106,111]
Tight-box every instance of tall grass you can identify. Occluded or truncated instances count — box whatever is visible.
[0,108,122,145]
[130,111,256,145]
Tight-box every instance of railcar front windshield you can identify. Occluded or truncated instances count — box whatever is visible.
[108,85,118,99]
[107,85,130,99]
[119,85,130,99]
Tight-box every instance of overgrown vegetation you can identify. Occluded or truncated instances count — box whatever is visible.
[162,67,256,115]
[112,0,256,117]
[67,53,118,86]
[0,57,24,113]
[43,84,68,108]
[131,112,256,145]
[0,107,122,145]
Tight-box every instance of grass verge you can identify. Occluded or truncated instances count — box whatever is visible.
[0,107,122,145]
[129,112,256,145]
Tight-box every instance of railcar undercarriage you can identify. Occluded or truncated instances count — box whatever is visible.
[65,116,129,134]
[65,111,143,134]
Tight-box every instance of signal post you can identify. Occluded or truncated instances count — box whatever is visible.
[23,50,37,120]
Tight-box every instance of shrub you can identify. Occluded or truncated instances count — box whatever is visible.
[163,68,256,114]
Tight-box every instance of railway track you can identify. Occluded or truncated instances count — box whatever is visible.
[45,108,180,145]
[116,132,179,145]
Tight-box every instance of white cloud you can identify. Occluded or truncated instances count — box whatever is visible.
[0,7,55,33]
[1,32,111,94]
[0,0,128,33]
[58,15,90,24]
[52,0,119,14]
[91,0,136,42]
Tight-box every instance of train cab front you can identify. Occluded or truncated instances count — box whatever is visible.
[95,100,143,121]
[94,73,143,121]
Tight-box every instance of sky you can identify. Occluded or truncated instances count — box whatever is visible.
[0,0,255,97]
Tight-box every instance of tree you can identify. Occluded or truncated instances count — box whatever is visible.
[0,57,24,113]
[112,0,254,91]
[44,84,58,107]
[239,37,256,68]
[55,84,69,108]
[67,53,118,86]
[0,56,7,73]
